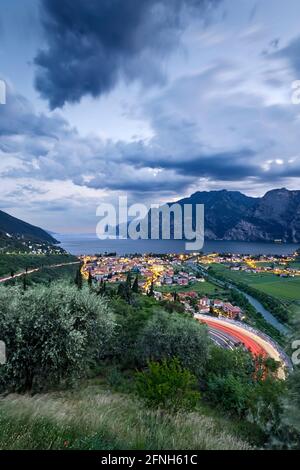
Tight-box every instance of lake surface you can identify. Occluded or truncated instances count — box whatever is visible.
[58,233,300,256]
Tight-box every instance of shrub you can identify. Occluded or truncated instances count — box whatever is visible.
[205,374,252,417]
[204,346,285,434]
[110,296,155,367]
[205,346,255,381]
[273,317,300,448]
[0,282,115,392]
[135,310,210,377]
[135,358,200,412]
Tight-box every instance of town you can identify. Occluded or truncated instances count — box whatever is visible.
[80,250,300,322]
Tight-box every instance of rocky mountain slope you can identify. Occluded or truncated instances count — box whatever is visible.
[150,188,300,243]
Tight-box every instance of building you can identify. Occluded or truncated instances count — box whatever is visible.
[222,303,241,319]
[199,306,210,314]
[177,277,189,286]
[185,291,197,298]
[213,299,223,308]
[199,297,210,307]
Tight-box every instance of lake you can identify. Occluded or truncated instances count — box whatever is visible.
[58,233,300,256]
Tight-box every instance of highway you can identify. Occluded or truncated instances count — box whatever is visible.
[195,314,288,379]
[208,326,240,350]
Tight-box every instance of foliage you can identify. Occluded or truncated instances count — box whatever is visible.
[226,288,284,344]
[203,345,285,441]
[158,298,185,314]
[273,316,300,448]
[205,346,255,381]
[74,265,83,289]
[147,280,154,297]
[88,271,93,288]
[6,264,79,287]
[0,262,291,448]
[274,369,300,449]
[117,281,132,303]
[110,295,156,366]
[135,310,210,377]
[0,283,115,392]
[132,275,139,293]
[0,253,77,278]
[206,374,253,417]
[247,377,286,440]
[135,358,200,412]
[0,384,251,450]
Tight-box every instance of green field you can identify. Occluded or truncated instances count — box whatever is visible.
[288,261,300,269]
[252,278,300,301]
[210,264,300,302]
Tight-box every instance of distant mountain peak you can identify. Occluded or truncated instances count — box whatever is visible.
[150,188,300,243]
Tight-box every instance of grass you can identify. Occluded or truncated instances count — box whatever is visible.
[251,278,300,301]
[287,261,300,269]
[0,384,251,450]
[211,264,300,302]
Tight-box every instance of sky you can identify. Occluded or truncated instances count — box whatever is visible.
[1,0,300,233]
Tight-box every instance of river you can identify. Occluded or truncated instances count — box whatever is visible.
[190,262,289,335]
[236,289,289,335]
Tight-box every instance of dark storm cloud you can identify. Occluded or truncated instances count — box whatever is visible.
[159,149,259,180]
[34,0,220,108]
[3,79,300,200]
[0,82,75,164]
[77,165,195,193]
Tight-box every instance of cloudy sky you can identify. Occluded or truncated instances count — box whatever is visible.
[1,0,300,233]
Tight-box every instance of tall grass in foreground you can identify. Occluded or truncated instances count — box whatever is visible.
[0,385,251,450]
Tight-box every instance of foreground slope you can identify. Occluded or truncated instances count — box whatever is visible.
[0,384,251,450]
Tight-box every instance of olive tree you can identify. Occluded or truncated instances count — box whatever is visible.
[135,310,210,377]
[0,282,115,392]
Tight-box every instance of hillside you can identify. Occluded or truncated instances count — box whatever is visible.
[0,384,251,450]
[0,209,58,244]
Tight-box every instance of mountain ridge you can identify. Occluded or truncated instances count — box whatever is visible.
[149,188,300,243]
[0,209,58,245]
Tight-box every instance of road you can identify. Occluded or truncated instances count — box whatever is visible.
[195,314,287,379]
[208,327,240,350]
[0,261,80,284]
